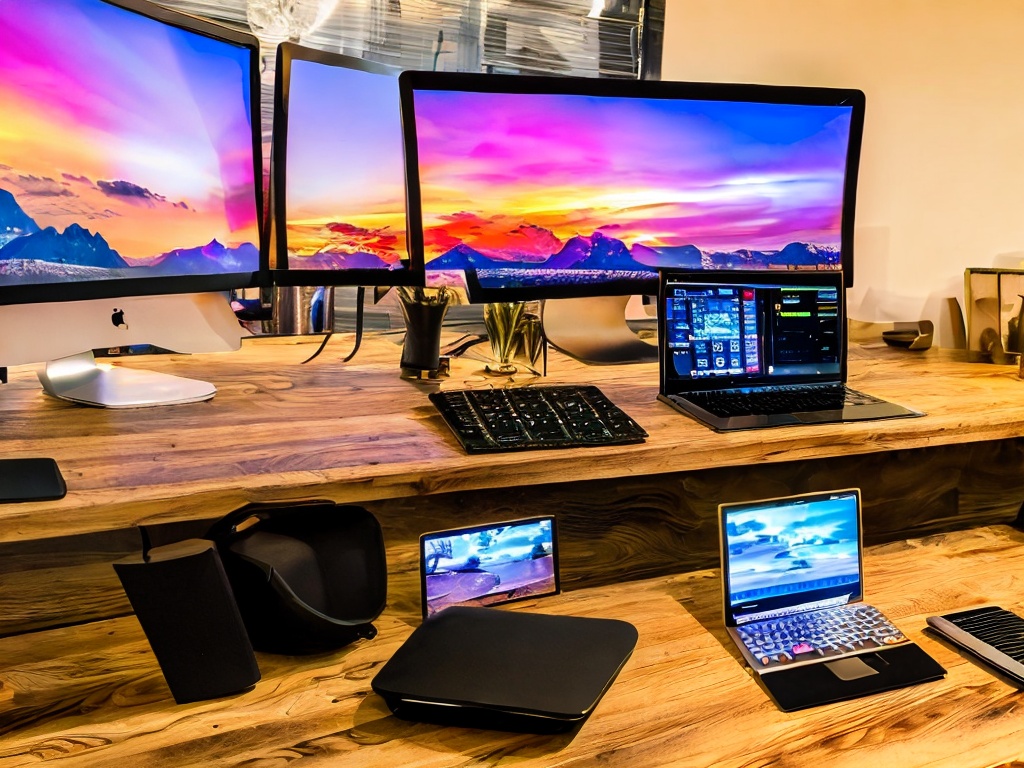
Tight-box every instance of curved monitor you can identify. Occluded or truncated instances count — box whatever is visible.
[0,0,263,306]
[400,72,865,303]
[271,42,420,286]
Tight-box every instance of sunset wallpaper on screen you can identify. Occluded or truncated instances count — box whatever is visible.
[0,0,260,285]
[284,59,407,271]
[411,89,854,290]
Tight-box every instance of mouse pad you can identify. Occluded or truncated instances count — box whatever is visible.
[758,643,945,712]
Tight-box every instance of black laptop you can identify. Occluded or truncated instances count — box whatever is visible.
[719,488,945,711]
[657,270,923,431]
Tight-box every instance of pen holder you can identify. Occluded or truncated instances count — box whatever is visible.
[398,287,452,378]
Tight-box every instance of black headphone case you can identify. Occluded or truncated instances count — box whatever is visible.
[208,499,387,654]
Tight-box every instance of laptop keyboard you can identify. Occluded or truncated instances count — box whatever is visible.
[686,384,882,418]
[429,384,648,454]
[926,606,1024,684]
[737,604,909,668]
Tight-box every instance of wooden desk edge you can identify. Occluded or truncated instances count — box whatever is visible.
[1,337,1022,544]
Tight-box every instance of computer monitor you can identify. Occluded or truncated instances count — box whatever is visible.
[271,42,420,286]
[399,71,864,362]
[0,0,264,406]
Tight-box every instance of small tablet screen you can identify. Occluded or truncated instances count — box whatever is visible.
[419,516,559,618]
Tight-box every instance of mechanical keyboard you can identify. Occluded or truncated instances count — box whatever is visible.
[687,384,883,418]
[926,605,1024,685]
[736,603,908,668]
[429,384,648,454]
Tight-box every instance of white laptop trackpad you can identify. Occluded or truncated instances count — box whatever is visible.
[825,657,880,681]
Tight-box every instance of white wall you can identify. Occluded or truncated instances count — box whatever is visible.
[662,0,1024,347]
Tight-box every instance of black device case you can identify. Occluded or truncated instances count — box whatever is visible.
[0,457,66,503]
[113,538,261,704]
[208,499,387,654]
[371,606,638,733]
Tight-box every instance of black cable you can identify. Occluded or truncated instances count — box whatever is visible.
[441,333,488,358]
[432,30,444,70]
[341,286,365,363]
[140,526,153,563]
[300,286,365,364]
[300,331,332,364]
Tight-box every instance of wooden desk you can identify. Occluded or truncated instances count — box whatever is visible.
[2,333,1023,542]
[2,524,1024,767]
[1,335,1024,636]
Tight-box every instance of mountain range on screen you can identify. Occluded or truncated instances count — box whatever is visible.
[0,0,262,288]
[428,225,838,276]
[0,188,257,281]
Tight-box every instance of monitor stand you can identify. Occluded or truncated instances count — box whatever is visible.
[541,296,659,365]
[0,292,245,408]
[37,351,217,408]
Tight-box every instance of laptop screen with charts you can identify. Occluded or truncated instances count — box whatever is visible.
[657,270,923,431]
[718,489,945,711]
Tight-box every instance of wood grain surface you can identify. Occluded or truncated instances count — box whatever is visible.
[1,334,1023,544]
[3,525,1024,767]
[2,335,1024,637]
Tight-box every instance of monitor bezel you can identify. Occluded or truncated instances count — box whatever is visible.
[0,0,266,307]
[399,71,865,303]
[271,42,422,287]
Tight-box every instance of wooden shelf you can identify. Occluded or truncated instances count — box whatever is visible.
[2,524,1024,767]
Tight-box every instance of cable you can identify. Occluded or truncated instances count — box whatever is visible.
[341,286,365,362]
[301,286,365,364]
[140,526,153,563]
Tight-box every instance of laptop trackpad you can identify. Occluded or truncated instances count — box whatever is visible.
[825,656,880,681]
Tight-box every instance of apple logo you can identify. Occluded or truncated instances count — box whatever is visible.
[111,308,128,329]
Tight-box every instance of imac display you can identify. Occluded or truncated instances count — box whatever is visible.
[272,42,419,285]
[400,72,864,302]
[419,516,559,618]
[0,0,263,405]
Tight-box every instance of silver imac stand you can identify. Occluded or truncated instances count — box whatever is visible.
[0,292,246,408]
[541,295,659,365]
[37,351,218,408]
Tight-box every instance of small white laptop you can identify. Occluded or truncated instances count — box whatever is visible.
[718,488,945,711]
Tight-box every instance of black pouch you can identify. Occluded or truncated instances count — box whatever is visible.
[207,499,387,654]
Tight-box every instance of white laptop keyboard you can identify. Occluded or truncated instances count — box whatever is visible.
[737,604,908,668]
